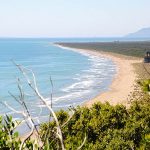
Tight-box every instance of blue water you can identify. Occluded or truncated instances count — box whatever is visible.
[0,37,149,120]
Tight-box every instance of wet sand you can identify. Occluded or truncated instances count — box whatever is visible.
[56,44,142,107]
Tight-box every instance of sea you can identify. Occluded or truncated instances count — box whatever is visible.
[0,37,149,130]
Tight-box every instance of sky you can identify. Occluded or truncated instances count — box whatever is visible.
[0,0,150,38]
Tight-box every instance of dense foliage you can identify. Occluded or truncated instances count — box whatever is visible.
[40,100,150,150]
[0,101,150,150]
[56,42,150,57]
[138,79,150,92]
[1,99,150,149]
[0,115,21,149]
[0,79,150,149]
[1,42,150,149]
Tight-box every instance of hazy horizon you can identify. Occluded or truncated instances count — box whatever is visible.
[0,0,150,38]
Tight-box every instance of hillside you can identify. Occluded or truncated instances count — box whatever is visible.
[126,28,150,38]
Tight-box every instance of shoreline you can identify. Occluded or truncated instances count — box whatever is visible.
[21,44,142,139]
[55,44,142,107]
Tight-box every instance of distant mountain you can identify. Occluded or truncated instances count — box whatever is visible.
[126,27,150,38]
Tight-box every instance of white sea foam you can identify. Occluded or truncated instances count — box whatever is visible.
[0,43,116,120]
[50,44,116,107]
[54,90,90,102]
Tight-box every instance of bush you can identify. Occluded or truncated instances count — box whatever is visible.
[0,115,21,149]
[40,101,150,149]
[0,100,150,149]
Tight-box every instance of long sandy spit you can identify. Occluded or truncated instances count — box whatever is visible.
[55,44,142,107]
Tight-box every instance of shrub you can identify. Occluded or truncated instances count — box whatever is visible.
[40,101,150,149]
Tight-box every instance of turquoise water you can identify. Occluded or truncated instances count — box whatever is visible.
[0,38,116,119]
[1,38,149,133]
[4,38,148,120]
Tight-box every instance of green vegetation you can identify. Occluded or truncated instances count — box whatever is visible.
[1,98,150,149]
[40,100,150,150]
[56,41,150,57]
[0,85,150,149]
[0,115,39,149]
[138,79,150,92]
[0,115,21,149]
[1,45,150,149]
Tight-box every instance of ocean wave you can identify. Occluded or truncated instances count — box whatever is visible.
[0,42,116,120]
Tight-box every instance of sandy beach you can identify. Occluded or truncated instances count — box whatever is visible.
[56,44,142,107]
[84,51,142,107]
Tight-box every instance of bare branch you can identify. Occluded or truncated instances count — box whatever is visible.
[3,116,13,143]
[20,117,34,150]
[3,101,25,115]
[36,105,43,125]
[62,110,75,128]
[16,76,40,135]
[50,76,53,108]
[77,133,87,150]
[8,91,22,105]
[2,101,37,149]
[13,61,65,150]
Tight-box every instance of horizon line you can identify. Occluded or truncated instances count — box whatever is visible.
[0,36,122,38]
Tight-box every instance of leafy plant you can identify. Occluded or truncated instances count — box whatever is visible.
[138,79,150,92]
[0,115,21,149]
[40,101,150,149]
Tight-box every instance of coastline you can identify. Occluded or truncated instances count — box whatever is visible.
[55,44,142,107]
